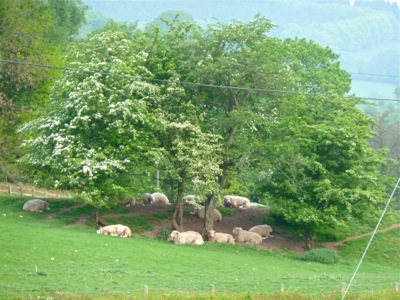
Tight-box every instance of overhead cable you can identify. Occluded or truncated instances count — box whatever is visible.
[1,58,399,102]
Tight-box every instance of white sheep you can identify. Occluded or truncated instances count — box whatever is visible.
[22,199,50,212]
[249,224,273,239]
[194,205,222,222]
[232,227,262,245]
[144,192,170,205]
[182,195,203,205]
[124,197,139,207]
[223,195,250,208]
[96,224,132,238]
[168,230,204,245]
[208,230,235,244]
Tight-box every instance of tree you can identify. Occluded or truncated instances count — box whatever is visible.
[369,109,400,178]
[19,30,164,223]
[258,92,389,249]
[180,15,293,192]
[153,76,222,231]
[0,0,87,181]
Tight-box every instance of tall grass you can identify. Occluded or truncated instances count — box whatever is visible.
[0,196,399,299]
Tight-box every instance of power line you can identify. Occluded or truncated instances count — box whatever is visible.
[341,176,400,300]
[1,58,399,102]
[349,72,400,78]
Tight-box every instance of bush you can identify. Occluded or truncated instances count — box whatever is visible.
[157,227,172,240]
[302,248,340,264]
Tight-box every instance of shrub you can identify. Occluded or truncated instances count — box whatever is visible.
[157,227,172,240]
[302,248,340,264]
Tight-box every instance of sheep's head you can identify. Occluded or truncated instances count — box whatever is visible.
[232,227,242,235]
[168,230,179,241]
[144,194,153,204]
[208,230,216,238]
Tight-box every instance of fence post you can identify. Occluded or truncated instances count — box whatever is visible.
[210,284,215,295]
[20,187,23,196]
[8,184,12,196]
[45,190,48,198]
[56,192,59,199]
[143,285,148,299]
[341,282,346,295]
[395,282,399,292]
[32,187,35,197]
[280,283,285,292]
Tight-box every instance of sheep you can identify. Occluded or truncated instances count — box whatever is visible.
[194,205,222,222]
[124,197,138,207]
[182,195,203,205]
[249,224,273,239]
[144,192,170,205]
[208,230,235,244]
[22,199,50,212]
[96,224,132,238]
[168,230,204,245]
[223,195,250,208]
[232,227,262,245]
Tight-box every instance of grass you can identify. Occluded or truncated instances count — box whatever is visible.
[0,196,399,299]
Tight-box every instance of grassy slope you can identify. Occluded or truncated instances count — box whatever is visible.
[0,197,399,299]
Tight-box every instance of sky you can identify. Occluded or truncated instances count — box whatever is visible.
[350,0,400,8]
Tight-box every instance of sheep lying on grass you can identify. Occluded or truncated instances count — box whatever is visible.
[194,206,222,222]
[168,230,204,245]
[208,230,235,244]
[22,199,50,212]
[249,224,273,239]
[223,196,250,208]
[232,227,262,245]
[97,224,132,238]
[144,192,170,205]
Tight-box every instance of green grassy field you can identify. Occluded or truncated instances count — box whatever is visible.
[0,196,399,299]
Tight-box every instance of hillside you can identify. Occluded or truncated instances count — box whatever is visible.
[60,202,400,255]
[1,196,399,298]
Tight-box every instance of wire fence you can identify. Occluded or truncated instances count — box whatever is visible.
[0,182,71,199]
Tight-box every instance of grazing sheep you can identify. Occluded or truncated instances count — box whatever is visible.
[249,224,273,239]
[208,230,235,244]
[96,224,132,238]
[22,199,50,212]
[232,227,262,245]
[124,197,138,207]
[168,230,204,245]
[144,192,170,205]
[194,205,222,222]
[223,196,250,208]
[182,195,203,205]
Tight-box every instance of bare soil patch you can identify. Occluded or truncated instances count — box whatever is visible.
[110,204,308,253]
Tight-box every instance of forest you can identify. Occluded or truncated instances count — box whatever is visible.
[0,0,399,249]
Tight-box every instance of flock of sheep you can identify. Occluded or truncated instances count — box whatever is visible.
[22,192,273,246]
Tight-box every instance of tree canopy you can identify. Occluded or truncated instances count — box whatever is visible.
[0,0,87,181]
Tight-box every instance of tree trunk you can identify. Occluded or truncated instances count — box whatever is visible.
[202,195,216,239]
[93,206,99,226]
[303,228,314,250]
[171,181,184,231]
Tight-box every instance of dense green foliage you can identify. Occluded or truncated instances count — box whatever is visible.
[0,196,399,299]
[302,248,340,265]
[0,0,87,181]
